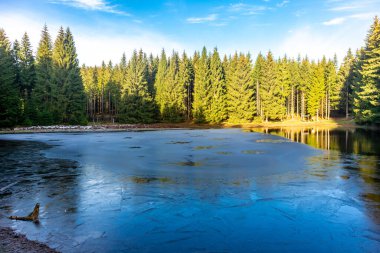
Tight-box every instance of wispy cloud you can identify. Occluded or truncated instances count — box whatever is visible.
[323,12,377,26]
[228,3,269,15]
[186,14,218,24]
[323,17,346,25]
[49,0,130,16]
[327,0,380,12]
[277,0,290,8]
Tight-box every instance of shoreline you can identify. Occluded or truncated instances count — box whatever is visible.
[0,227,59,253]
[0,119,376,134]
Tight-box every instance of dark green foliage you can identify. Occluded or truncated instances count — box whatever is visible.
[226,53,255,122]
[353,16,380,123]
[192,47,211,123]
[33,24,55,125]
[260,52,281,121]
[0,29,20,127]
[179,52,194,121]
[120,50,157,123]
[208,48,227,123]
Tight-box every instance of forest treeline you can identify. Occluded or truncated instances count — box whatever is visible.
[0,17,379,127]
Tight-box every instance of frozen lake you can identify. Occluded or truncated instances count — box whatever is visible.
[0,128,379,252]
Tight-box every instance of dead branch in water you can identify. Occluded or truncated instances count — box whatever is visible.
[9,203,40,223]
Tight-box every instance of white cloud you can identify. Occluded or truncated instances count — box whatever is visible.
[327,0,380,12]
[277,1,290,8]
[186,14,218,24]
[228,3,269,15]
[322,12,377,26]
[49,0,130,16]
[323,17,346,25]
[0,12,186,66]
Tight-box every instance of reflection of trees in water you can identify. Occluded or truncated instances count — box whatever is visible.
[251,127,380,225]
[251,127,380,155]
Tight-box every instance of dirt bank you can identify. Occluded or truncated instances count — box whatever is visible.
[0,227,59,253]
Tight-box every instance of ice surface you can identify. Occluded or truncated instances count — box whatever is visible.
[0,128,379,252]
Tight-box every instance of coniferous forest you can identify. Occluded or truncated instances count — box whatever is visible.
[1,17,379,127]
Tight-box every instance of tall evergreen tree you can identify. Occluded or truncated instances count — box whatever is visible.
[192,47,211,123]
[253,53,265,117]
[179,52,194,121]
[208,48,227,123]
[154,49,168,118]
[120,50,156,123]
[33,24,55,124]
[354,16,380,123]
[226,53,255,122]
[160,51,186,122]
[276,56,291,119]
[260,52,282,121]
[0,29,20,127]
[308,61,325,120]
[299,57,311,120]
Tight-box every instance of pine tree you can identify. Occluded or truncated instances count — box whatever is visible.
[325,58,338,119]
[154,49,168,118]
[253,53,265,117]
[261,52,282,121]
[192,47,211,123]
[299,57,311,120]
[226,53,255,122]
[160,51,186,122]
[147,53,158,96]
[276,56,291,119]
[288,58,301,118]
[120,50,157,123]
[52,27,86,124]
[179,52,194,121]
[52,26,66,122]
[0,29,20,127]
[33,24,55,124]
[208,48,227,123]
[354,16,380,123]
[307,61,325,120]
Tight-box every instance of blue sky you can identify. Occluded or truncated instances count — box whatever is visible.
[0,0,379,65]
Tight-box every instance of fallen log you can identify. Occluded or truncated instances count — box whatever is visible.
[9,203,40,223]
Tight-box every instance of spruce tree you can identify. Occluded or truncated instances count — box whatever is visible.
[354,16,380,123]
[0,29,20,127]
[179,52,194,121]
[161,51,186,122]
[307,61,325,120]
[299,57,311,120]
[121,50,156,123]
[154,49,168,118]
[52,27,86,124]
[63,28,86,124]
[208,48,227,123]
[253,53,265,117]
[276,56,291,119]
[260,52,281,121]
[226,53,255,122]
[192,47,210,123]
[33,24,55,124]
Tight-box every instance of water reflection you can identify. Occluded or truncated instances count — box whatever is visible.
[250,127,380,225]
[250,127,380,155]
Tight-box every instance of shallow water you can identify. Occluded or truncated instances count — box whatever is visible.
[0,128,379,252]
